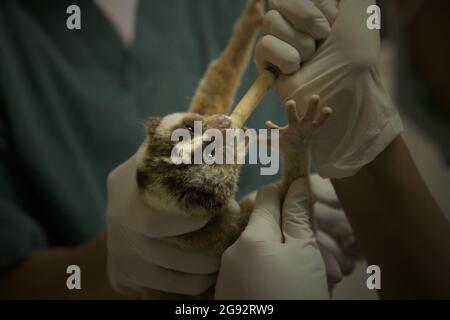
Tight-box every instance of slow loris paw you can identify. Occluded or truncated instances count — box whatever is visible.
[266,95,333,151]
[239,0,265,29]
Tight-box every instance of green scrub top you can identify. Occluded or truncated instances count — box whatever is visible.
[0,0,285,272]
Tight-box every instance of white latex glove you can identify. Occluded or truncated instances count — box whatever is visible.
[311,174,358,285]
[215,178,329,300]
[256,0,403,178]
[236,174,358,288]
[106,154,240,296]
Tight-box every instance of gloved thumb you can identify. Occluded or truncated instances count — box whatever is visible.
[243,183,283,242]
[282,178,315,242]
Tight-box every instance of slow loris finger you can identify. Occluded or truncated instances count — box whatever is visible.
[314,106,333,127]
[265,120,281,129]
[263,121,282,146]
[284,100,299,124]
[303,94,321,122]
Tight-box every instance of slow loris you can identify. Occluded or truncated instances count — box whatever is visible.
[135,0,332,299]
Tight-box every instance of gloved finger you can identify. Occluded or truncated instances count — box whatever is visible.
[310,173,341,209]
[108,238,217,296]
[125,186,211,238]
[318,242,343,285]
[255,35,301,74]
[269,0,331,40]
[106,156,136,218]
[314,202,356,248]
[244,183,283,242]
[108,254,147,295]
[108,221,220,274]
[317,230,356,276]
[262,10,316,63]
[314,202,348,231]
[313,0,339,25]
[282,178,315,242]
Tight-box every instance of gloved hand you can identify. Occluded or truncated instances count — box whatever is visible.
[106,153,240,296]
[236,173,358,289]
[255,0,403,178]
[311,174,358,286]
[215,178,329,299]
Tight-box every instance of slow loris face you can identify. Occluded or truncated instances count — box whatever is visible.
[136,112,241,219]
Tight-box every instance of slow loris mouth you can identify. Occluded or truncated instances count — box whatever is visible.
[169,117,248,167]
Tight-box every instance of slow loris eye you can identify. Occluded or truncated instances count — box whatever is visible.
[185,124,194,132]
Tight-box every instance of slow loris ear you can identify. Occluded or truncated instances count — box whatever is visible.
[144,117,162,137]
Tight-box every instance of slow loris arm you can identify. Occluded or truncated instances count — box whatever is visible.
[188,0,264,116]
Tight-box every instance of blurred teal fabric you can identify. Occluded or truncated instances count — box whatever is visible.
[0,0,286,271]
